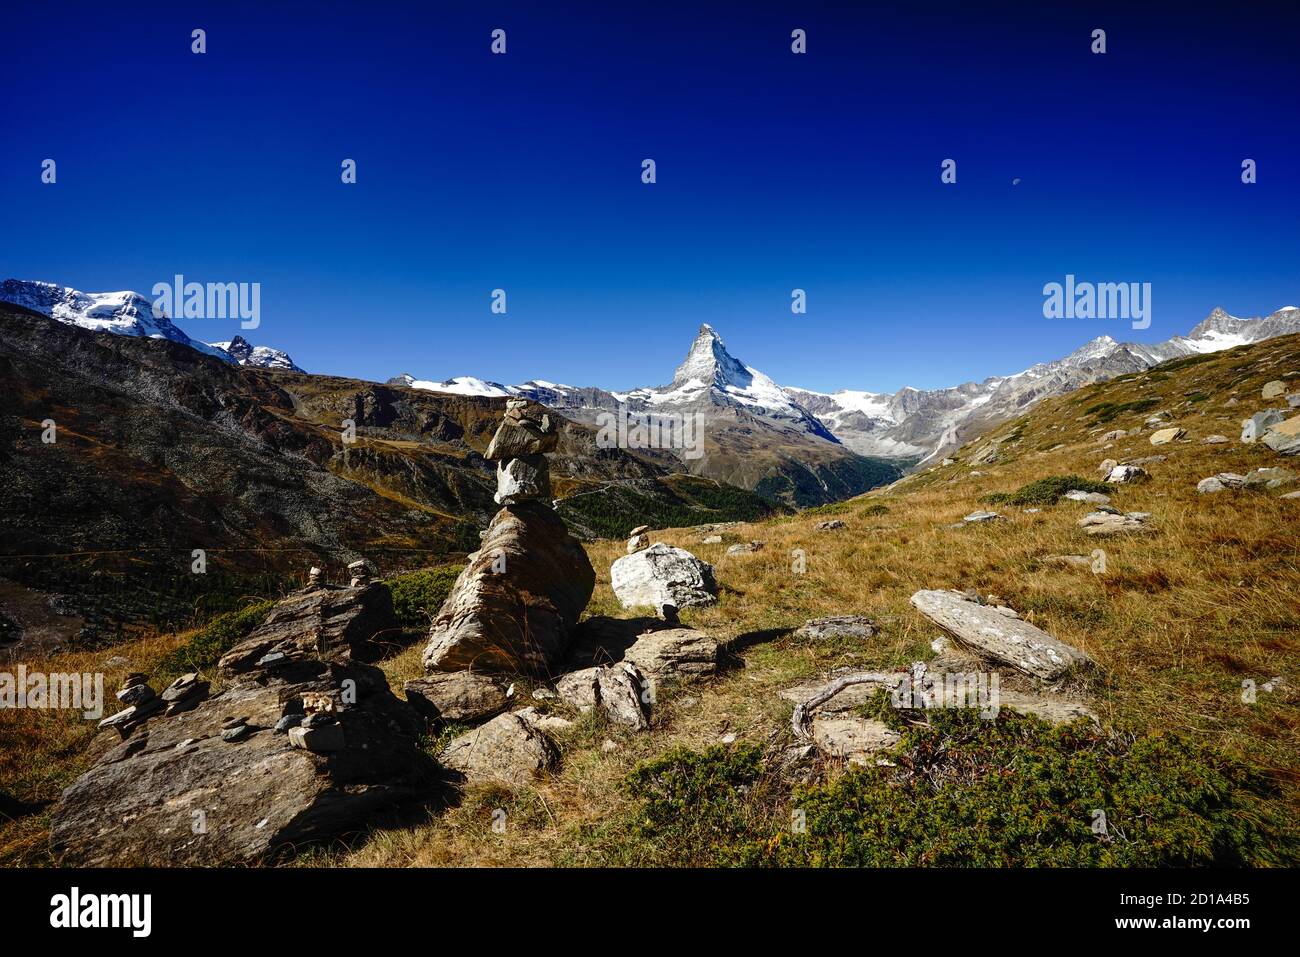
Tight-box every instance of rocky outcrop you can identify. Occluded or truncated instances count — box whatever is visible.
[439,712,559,787]
[217,582,399,672]
[609,543,718,616]
[49,582,435,866]
[422,402,595,675]
[403,671,512,723]
[909,589,1092,681]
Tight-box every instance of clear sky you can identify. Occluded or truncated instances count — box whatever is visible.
[2,0,1297,393]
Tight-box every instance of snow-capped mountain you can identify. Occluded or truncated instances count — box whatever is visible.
[0,279,232,362]
[784,305,1300,466]
[209,335,303,372]
[0,280,302,372]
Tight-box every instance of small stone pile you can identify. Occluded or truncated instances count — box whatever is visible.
[347,560,370,588]
[99,673,163,733]
[160,672,209,716]
[627,524,650,553]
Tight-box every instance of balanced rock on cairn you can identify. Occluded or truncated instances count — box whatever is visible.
[422,400,595,675]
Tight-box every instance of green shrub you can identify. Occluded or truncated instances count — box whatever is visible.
[750,711,1293,867]
[154,600,275,681]
[622,744,775,865]
[982,474,1113,507]
[1083,398,1160,423]
[388,566,461,627]
[860,502,891,516]
[622,712,1295,867]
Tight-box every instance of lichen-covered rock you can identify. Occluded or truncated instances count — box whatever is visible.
[609,543,717,616]
[909,589,1093,681]
[422,501,595,675]
[793,616,877,642]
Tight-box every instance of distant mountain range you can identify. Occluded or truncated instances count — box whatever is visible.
[0,280,301,372]
[395,305,1300,468]
[6,278,1299,482]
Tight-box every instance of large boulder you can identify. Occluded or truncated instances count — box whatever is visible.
[610,543,717,615]
[909,589,1092,681]
[439,712,558,787]
[49,654,435,866]
[422,501,595,675]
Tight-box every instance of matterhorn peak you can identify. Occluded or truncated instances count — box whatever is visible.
[673,323,752,389]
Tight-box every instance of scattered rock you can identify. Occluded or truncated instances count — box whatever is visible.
[626,533,649,554]
[909,589,1092,680]
[555,668,600,712]
[1243,466,1296,488]
[726,540,764,555]
[596,663,650,730]
[218,581,398,673]
[1202,435,1230,444]
[1097,458,1118,475]
[439,712,558,787]
[811,716,900,765]
[1104,464,1149,484]
[1078,510,1152,536]
[609,543,717,616]
[1149,427,1186,446]
[403,671,512,724]
[622,627,720,680]
[1043,554,1092,568]
[963,510,1001,523]
[1101,429,1127,441]
[701,535,722,545]
[1261,415,1300,455]
[515,707,574,735]
[1197,477,1226,494]
[1262,380,1287,400]
[815,519,847,530]
[1064,490,1110,504]
[793,615,877,642]
[1241,409,1286,443]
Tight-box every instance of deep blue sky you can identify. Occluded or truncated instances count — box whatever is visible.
[3,1,1297,393]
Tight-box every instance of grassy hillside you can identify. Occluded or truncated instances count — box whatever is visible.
[4,333,1298,867]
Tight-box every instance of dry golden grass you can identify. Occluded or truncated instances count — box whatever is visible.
[4,334,1298,867]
